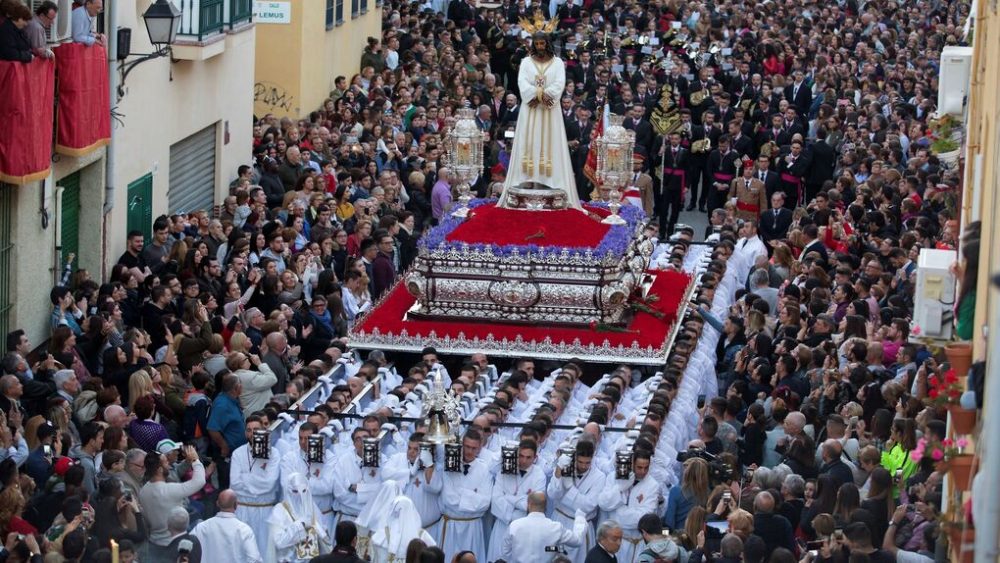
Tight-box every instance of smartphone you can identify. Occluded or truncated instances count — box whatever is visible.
[43,444,52,456]
[895,469,903,480]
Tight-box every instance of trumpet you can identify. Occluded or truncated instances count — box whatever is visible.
[691,138,712,153]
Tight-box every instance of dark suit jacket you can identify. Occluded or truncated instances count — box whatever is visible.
[584,545,618,563]
[800,239,829,263]
[784,82,812,116]
[759,207,793,241]
[661,147,689,191]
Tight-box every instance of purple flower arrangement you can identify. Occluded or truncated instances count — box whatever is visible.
[418,199,647,260]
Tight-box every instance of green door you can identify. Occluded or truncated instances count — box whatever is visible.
[127,174,153,242]
[58,172,81,266]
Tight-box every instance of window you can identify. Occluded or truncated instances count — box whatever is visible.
[351,0,359,18]
[361,0,368,14]
[326,0,335,28]
[335,0,344,24]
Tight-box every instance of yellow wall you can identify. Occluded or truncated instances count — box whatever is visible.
[255,1,381,118]
[964,0,999,362]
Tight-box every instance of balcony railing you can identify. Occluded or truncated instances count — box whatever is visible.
[226,0,253,29]
[177,0,226,40]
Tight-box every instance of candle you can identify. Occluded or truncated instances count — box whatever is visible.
[111,539,119,563]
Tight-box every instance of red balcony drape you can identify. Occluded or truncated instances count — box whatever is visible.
[54,43,111,157]
[0,58,55,185]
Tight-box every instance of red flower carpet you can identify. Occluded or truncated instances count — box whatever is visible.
[350,268,693,365]
[447,204,613,248]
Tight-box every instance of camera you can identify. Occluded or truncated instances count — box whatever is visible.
[676,448,734,484]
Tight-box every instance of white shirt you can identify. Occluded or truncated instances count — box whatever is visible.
[439,457,493,518]
[279,448,337,512]
[500,511,587,563]
[331,450,382,516]
[192,512,262,563]
[547,467,607,520]
[229,444,280,503]
[381,453,444,528]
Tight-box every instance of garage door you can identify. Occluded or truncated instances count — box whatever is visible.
[168,124,217,214]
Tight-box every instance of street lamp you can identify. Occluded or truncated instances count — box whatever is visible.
[142,0,182,47]
[117,0,183,100]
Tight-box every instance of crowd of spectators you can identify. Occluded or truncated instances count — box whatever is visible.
[0,0,983,560]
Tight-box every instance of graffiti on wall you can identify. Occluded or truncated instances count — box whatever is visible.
[254,81,296,113]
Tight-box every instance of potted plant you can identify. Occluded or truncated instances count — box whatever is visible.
[945,341,973,377]
[911,436,975,490]
[924,368,976,433]
[927,114,962,166]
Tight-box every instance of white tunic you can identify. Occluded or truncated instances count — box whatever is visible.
[501,510,588,563]
[498,56,581,208]
[192,512,262,563]
[230,444,280,559]
[486,464,548,563]
[331,450,383,520]
[436,457,493,563]
[598,475,662,563]
[381,453,444,528]
[278,448,337,530]
[267,500,332,563]
[547,467,607,563]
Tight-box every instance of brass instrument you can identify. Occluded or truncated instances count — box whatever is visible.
[759,141,778,158]
[690,89,709,106]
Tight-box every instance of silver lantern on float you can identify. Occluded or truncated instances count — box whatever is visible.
[444,108,486,218]
[595,114,635,225]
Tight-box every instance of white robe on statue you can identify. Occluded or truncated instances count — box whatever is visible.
[498,55,581,208]
[229,443,280,561]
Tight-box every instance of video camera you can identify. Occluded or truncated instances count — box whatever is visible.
[676,447,734,485]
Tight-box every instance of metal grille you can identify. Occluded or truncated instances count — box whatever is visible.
[168,124,217,214]
[230,0,252,28]
[58,172,81,266]
[0,184,13,344]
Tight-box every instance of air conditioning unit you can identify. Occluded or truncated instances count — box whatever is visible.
[911,248,958,342]
[938,46,973,116]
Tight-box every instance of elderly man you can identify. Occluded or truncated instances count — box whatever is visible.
[818,439,855,487]
[262,332,295,395]
[151,507,202,563]
[71,0,105,46]
[54,369,80,404]
[226,350,277,414]
[192,490,262,563]
[110,448,146,500]
[23,1,56,58]
[431,167,453,221]
[751,492,794,556]
[501,491,587,563]
[584,520,623,563]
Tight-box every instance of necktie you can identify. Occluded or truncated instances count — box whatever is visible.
[746,180,751,188]
[759,172,765,182]
[519,469,526,477]
[463,463,470,475]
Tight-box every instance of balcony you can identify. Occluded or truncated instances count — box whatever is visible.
[0,45,110,185]
[172,0,253,60]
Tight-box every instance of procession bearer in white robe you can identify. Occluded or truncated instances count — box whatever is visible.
[437,428,493,563]
[192,490,262,563]
[501,491,588,563]
[486,438,548,563]
[597,450,661,563]
[370,495,438,563]
[267,473,332,563]
[381,432,443,532]
[547,440,608,563]
[230,415,280,559]
[331,427,383,524]
[279,422,338,531]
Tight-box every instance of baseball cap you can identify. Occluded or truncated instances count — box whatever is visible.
[156,439,182,455]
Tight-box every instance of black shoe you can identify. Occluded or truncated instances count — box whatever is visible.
[698,205,707,213]
[685,204,696,211]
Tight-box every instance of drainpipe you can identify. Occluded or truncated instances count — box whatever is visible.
[102,0,119,279]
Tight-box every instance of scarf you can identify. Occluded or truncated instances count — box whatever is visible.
[310,309,335,334]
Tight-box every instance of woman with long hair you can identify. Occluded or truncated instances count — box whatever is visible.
[664,457,710,529]
[48,325,92,383]
[799,474,838,539]
[832,483,861,528]
[861,467,894,546]
[881,417,917,490]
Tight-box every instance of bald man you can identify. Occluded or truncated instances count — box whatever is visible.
[192,490,262,563]
[818,439,854,487]
[262,332,292,395]
[104,405,128,429]
[501,492,587,563]
[751,492,794,555]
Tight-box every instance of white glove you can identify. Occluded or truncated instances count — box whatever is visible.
[329,419,344,432]
[381,422,398,433]
[462,392,477,402]
[405,392,419,403]
[319,427,335,439]
[419,449,434,467]
[414,383,428,395]
[277,413,295,425]
[410,460,421,476]
[558,453,573,469]
[318,375,333,386]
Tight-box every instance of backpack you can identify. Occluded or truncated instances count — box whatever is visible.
[638,547,669,563]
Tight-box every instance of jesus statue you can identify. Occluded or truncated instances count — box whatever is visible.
[497,30,582,209]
